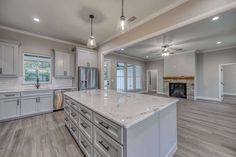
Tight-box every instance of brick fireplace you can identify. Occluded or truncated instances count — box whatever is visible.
[163,76,195,100]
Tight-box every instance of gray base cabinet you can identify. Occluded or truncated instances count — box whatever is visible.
[0,90,53,122]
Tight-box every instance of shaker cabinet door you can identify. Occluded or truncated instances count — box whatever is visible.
[37,95,53,113]
[21,97,37,116]
[0,98,19,120]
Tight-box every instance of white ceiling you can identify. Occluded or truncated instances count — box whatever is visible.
[0,0,182,45]
[114,9,236,60]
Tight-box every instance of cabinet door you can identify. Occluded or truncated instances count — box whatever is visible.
[0,42,18,76]
[21,97,37,116]
[63,53,70,76]
[0,98,19,120]
[89,52,98,68]
[37,95,53,113]
[55,52,64,76]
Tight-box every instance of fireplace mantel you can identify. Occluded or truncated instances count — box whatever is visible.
[163,76,194,80]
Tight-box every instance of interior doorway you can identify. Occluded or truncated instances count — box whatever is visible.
[104,60,111,90]
[146,70,158,94]
[219,63,236,102]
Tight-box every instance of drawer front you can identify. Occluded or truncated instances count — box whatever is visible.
[64,103,70,115]
[79,132,93,157]
[70,107,79,124]
[0,92,20,99]
[21,90,53,97]
[94,126,123,157]
[65,97,79,110]
[79,105,92,121]
[70,121,79,141]
[94,148,103,157]
[79,115,93,143]
[65,113,70,128]
[93,113,123,144]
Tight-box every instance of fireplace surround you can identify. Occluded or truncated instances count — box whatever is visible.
[163,76,194,100]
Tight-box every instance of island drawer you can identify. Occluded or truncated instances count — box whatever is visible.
[79,105,93,121]
[79,131,93,157]
[0,92,20,99]
[94,126,123,157]
[64,113,70,128]
[93,113,123,144]
[94,148,103,157]
[78,115,93,143]
[65,97,79,110]
[70,107,79,124]
[69,121,79,142]
[64,103,70,115]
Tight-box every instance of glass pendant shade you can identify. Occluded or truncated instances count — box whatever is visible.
[87,35,96,48]
[117,16,129,32]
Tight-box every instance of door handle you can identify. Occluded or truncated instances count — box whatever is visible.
[0,67,2,74]
[17,99,20,106]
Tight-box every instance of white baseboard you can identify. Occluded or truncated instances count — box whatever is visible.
[224,93,236,96]
[157,92,165,95]
[137,90,147,94]
[195,96,220,101]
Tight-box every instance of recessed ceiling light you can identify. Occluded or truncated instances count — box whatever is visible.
[121,48,124,51]
[33,17,40,22]
[146,56,149,58]
[211,16,219,21]
[216,41,222,44]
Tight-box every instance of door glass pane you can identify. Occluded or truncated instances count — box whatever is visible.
[127,64,134,90]
[116,63,125,91]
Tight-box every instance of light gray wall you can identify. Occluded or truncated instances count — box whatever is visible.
[164,52,196,76]
[0,28,77,87]
[197,47,236,99]
[223,64,236,95]
[105,53,146,91]
[146,60,164,93]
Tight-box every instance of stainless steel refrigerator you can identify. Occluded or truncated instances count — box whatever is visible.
[78,67,98,90]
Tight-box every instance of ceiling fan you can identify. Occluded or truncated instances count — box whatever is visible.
[160,45,183,56]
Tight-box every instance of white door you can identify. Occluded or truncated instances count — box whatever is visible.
[37,95,53,113]
[104,60,111,90]
[220,66,224,101]
[0,98,19,120]
[21,97,37,116]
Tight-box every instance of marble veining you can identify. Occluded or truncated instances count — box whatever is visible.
[65,89,178,128]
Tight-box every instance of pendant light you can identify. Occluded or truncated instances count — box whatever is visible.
[118,0,129,32]
[87,15,96,48]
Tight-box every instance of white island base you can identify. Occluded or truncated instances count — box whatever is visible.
[64,90,177,157]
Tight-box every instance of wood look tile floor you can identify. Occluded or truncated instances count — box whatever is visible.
[0,98,236,157]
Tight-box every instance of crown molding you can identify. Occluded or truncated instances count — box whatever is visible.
[109,52,146,62]
[200,45,236,53]
[98,0,188,46]
[0,25,85,46]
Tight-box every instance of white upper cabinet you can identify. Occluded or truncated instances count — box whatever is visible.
[0,42,19,77]
[77,48,98,68]
[54,51,74,78]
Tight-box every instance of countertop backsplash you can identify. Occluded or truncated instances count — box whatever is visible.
[0,77,73,90]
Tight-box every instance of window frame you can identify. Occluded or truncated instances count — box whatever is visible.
[23,53,52,84]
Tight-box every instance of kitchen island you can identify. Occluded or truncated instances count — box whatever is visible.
[64,89,178,157]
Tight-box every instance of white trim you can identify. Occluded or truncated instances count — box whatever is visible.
[110,52,146,61]
[195,96,220,102]
[201,45,236,53]
[165,144,177,157]
[0,25,84,46]
[157,92,165,95]
[98,0,188,45]
[224,93,236,96]
[146,70,158,93]
[99,2,236,55]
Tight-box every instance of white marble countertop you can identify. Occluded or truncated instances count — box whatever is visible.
[65,89,178,128]
[0,86,77,93]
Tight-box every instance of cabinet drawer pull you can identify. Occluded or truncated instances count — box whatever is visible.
[81,109,87,114]
[71,112,77,117]
[65,118,68,121]
[99,121,110,129]
[5,94,15,97]
[71,127,76,132]
[98,140,110,151]
[81,141,88,149]
[17,99,20,105]
[0,67,2,74]
[71,102,77,106]
[81,123,88,129]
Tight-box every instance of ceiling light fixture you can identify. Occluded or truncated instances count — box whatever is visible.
[118,0,129,32]
[212,16,219,21]
[216,41,222,44]
[162,52,169,57]
[33,17,40,22]
[87,15,96,49]
[146,56,149,59]
[121,48,124,51]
